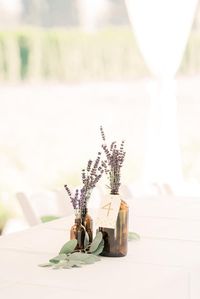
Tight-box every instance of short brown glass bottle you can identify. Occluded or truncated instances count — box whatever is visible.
[82,207,93,243]
[70,209,86,251]
[99,194,129,257]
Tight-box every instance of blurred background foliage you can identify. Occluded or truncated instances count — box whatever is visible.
[0,27,147,82]
[0,28,200,82]
[0,0,199,82]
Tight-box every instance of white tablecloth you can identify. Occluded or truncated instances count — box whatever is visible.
[1,197,200,299]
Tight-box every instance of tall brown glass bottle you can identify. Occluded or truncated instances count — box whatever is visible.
[99,196,128,257]
[70,209,86,250]
[82,207,93,243]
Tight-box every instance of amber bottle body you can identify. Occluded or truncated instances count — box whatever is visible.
[70,212,86,250]
[82,208,93,243]
[99,199,128,257]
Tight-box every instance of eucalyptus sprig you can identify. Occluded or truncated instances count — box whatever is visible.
[39,231,140,269]
[39,232,104,269]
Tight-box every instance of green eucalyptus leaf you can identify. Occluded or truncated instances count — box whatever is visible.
[38,262,53,267]
[59,239,77,254]
[82,257,95,264]
[89,232,103,253]
[92,239,104,256]
[128,232,140,241]
[52,261,69,269]
[69,252,100,264]
[63,263,73,269]
[83,254,101,264]
[84,231,89,248]
[67,260,84,268]
[90,254,101,261]
[38,233,107,270]
[52,260,84,269]
[68,252,89,262]
[49,254,67,264]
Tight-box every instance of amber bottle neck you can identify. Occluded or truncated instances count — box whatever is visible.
[74,208,82,224]
[81,207,88,218]
[110,191,119,195]
[75,218,82,225]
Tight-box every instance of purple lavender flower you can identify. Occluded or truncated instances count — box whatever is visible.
[100,126,126,195]
[64,152,104,217]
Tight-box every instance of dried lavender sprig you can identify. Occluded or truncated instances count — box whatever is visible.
[64,185,80,210]
[91,152,101,175]
[81,169,86,184]
[100,125,106,141]
[100,126,126,194]
[64,152,105,216]
[64,184,71,197]
[87,160,92,172]
[81,153,104,210]
[80,186,87,212]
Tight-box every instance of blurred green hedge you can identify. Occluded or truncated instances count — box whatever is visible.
[0,27,199,82]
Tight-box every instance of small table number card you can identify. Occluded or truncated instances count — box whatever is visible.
[95,195,121,229]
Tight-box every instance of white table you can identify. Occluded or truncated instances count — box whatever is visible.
[1,197,200,299]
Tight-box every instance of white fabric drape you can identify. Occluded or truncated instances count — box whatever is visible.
[125,0,198,189]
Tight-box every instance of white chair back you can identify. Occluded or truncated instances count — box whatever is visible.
[16,189,74,227]
[16,192,41,226]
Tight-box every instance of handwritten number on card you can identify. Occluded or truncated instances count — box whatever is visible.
[102,202,113,216]
[96,195,121,229]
